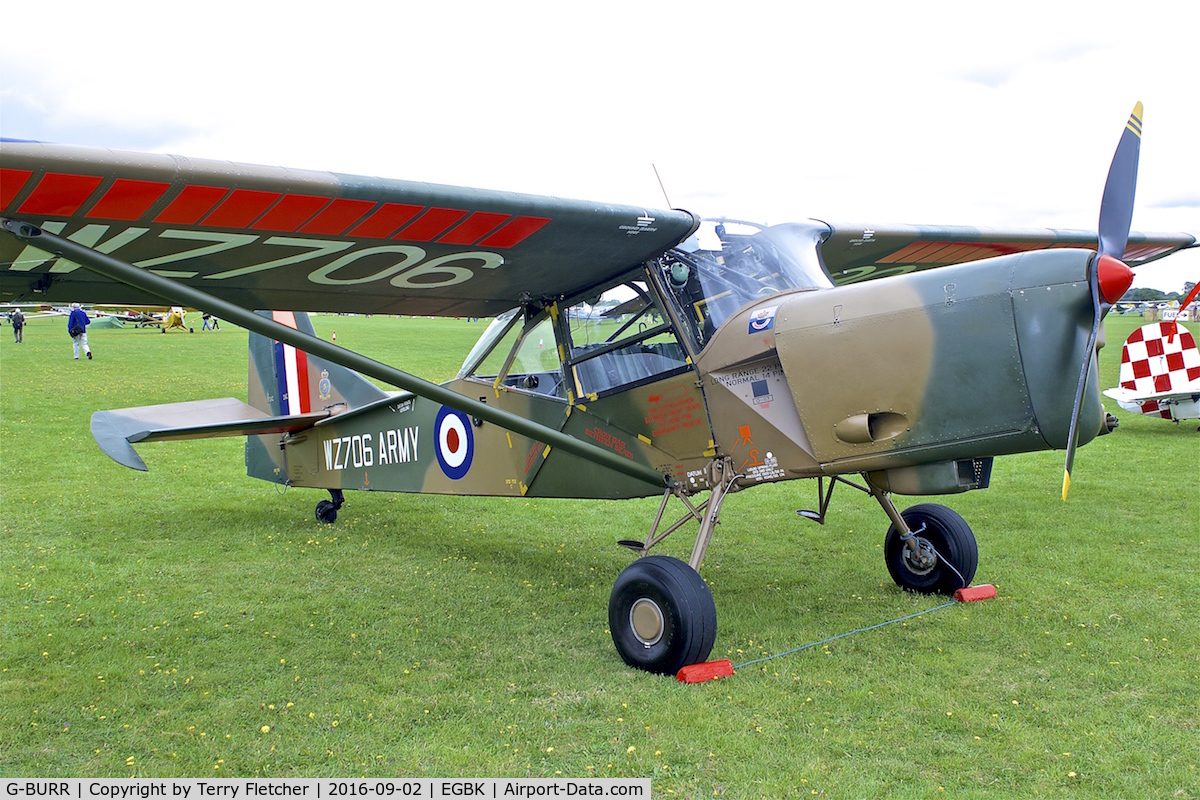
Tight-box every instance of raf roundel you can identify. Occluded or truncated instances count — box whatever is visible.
[435,406,474,480]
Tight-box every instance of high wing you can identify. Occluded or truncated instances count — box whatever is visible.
[816,221,1196,285]
[3,142,1194,309]
[0,142,699,316]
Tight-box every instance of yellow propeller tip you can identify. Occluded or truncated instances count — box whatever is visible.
[1127,102,1144,138]
[1061,471,1071,502]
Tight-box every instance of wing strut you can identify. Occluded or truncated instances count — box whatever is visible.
[0,218,673,491]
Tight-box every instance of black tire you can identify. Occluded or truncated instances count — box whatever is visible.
[608,555,717,675]
[315,499,338,524]
[884,503,978,595]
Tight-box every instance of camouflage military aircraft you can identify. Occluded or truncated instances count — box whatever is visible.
[1,104,1195,675]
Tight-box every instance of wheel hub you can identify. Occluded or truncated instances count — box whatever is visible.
[903,539,939,575]
[629,598,665,647]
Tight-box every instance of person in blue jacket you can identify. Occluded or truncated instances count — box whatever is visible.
[68,302,92,360]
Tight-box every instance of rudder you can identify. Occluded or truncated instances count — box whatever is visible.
[1114,320,1200,418]
[245,311,390,482]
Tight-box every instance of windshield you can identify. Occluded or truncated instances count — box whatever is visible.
[658,219,831,347]
[458,308,520,378]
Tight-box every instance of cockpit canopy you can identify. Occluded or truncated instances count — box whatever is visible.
[661,219,831,348]
[459,219,831,398]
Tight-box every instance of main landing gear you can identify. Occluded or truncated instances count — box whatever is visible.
[801,475,978,595]
[609,459,734,674]
[608,555,717,676]
[608,465,980,675]
[881,502,977,595]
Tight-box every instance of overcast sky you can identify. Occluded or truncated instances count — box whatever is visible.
[1,0,1196,292]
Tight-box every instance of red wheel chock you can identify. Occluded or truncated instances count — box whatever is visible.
[954,583,997,602]
[676,658,735,683]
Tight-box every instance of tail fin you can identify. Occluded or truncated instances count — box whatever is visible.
[1108,321,1200,418]
[245,311,390,481]
[91,311,389,476]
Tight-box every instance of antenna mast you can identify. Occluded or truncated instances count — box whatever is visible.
[652,164,672,208]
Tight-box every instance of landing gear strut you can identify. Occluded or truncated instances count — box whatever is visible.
[315,489,345,524]
[609,459,733,674]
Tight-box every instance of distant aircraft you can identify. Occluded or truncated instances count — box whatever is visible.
[160,306,193,333]
[1,301,55,319]
[94,304,168,328]
[1104,283,1200,428]
[92,304,204,331]
[1,103,1196,675]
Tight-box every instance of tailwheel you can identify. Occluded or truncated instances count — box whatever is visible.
[884,503,978,595]
[315,489,345,524]
[315,500,338,524]
[608,556,717,675]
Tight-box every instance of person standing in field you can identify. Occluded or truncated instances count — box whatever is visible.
[10,308,23,343]
[68,302,92,360]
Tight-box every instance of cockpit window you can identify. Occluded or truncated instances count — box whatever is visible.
[564,281,691,398]
[462,310,565,397]
[658,219,831,348]
[461,276,698,401]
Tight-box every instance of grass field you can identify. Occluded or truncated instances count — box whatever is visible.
[1,311,1196,796]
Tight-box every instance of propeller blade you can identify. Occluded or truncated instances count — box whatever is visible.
[1063,103,1143,501]
[1098,102,1142,259]
[1062,262,1102,501]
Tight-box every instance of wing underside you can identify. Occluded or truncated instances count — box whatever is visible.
[0,142,699,316]
[3,143,1194,308]
[817,221,1195,285]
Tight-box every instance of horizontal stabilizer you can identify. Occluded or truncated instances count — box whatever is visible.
[91,398,329,471]
[1103,385,1200,404]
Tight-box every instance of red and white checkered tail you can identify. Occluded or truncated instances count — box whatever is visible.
[1116,321,1200,418]
[247,311,388,418]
